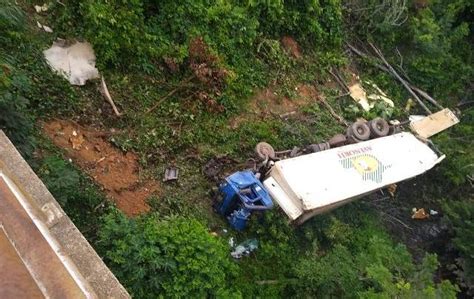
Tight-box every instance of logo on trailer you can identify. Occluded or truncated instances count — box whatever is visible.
[338,147,391,183]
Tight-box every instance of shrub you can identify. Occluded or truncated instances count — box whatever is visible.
[79,0,157,69]
[444,200,474,295]
[0,1,35,157]
[98,212,238,298]
[292,234,458,298]
[37,155,107,236]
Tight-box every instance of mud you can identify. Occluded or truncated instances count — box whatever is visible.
[43,119,159,216]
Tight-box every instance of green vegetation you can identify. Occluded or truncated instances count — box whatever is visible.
[444,200,474,292]
[98,213,238,298]
[1,0,473,297]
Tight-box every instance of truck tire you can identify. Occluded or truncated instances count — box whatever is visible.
[255,142,275,160]
[347,121,370,142]
[307,142,330,153]
[368,118,390,138]
[328,134,347,147]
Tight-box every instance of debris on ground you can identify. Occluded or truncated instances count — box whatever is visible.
[100,76,122,116]
[349,83,369,110]
[34,3,48,13]
[409,108,459,139]
[409,115,426,122]
[70,130,85,150]
[387,184,397,197]
[347,43,444,114]
[163,167,179,182]
[349,81,394,111]
[429,209,439,216]
[412,208,429,220]
[43,41,100,86]
[43,119,159,216]
[36,21,53,33]
[230,239,258,259]
[405,98,414,112]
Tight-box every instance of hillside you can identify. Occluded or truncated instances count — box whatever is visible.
[1,1,473,297]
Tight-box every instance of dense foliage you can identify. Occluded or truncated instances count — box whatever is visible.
[72,0,343,68]
[98,213,238,298]
[0,0,35,157]
[444,200,474,293]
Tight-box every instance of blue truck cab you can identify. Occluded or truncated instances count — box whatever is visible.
[217,171,273,230]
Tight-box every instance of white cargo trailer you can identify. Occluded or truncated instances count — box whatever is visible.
[263,132,445,224]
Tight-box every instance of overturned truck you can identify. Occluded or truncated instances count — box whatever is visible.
[264,132,443,225]
[216,109,458,230]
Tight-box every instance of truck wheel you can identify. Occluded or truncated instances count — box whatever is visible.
[328,134,347,147]
[368,118,390,138]
[307,142,330,153]
[347,121,370,142]
[255,142,275,160]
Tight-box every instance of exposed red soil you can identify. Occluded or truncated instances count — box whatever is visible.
[251,84,318,114]
[297,84,318,99]
[229,84,318,129]
[281,36,302,59]
[42,119,159,216]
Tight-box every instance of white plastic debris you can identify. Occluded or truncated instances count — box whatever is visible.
[36,21,53,33]
[34,4,48,13]
[230,239,258,259]
[430,209,439,216]
[43,41,100,86]
[228,237,235,248]
[42,25,53,33]
[409,115,426,123]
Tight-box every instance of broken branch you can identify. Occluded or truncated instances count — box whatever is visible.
[146,74,195,114]
[347,43,444,112]
[329,68,349,93]
[318,95,349,127]
[410,86,444,110]
[368,42,432,114]
[100,76,122,117]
